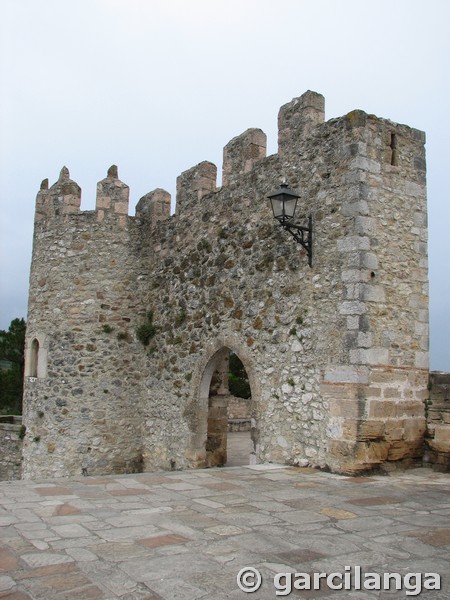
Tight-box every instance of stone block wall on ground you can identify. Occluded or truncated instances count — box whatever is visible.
[22,90,430,478]
[227,395,251,419]
[0,416,23,480]
[425,371,450,470]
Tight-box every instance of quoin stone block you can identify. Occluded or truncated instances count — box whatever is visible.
[20,90,437,479]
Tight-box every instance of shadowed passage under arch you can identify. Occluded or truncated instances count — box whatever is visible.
[195,346,254,468]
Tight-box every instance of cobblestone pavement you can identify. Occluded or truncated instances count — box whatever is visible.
[0,465,449,599]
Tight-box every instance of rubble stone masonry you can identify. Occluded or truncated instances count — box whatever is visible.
[425,372,450,470]
[0,417,23,480]
[20,90,435,479]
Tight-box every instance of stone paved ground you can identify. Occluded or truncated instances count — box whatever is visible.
[0,465,448,599]
[226,432,252,467]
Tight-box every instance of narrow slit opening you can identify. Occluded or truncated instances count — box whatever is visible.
[390,133,398,166]
[30,338,39,377]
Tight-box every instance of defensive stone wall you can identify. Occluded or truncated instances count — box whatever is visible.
[22,90,430,478]
[425,371,450,470]
[0,416,23,480]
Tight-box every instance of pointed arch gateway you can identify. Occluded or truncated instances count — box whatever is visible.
[186,338,260,469]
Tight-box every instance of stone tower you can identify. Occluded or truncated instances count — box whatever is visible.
[22,91,428,478]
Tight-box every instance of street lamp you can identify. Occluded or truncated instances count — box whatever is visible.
[268,182,313,267]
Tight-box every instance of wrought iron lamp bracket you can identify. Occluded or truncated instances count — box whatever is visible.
[277,215,313,267]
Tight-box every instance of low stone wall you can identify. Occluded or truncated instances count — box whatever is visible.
[228,396,251,420]
[425,372,450,470]
[0,416,23,480]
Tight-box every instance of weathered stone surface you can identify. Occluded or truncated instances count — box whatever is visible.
[19,90,434,479]
[0,466,448,598]
[424,371,450,469]
[0,417,23,480]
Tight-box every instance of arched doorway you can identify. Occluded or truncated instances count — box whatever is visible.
[192,344,256,468]
[226,352,253,467]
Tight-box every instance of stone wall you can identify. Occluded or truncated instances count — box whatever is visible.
[22,90,429,478]
[425,372,450,470]
[22,167,150,478]
[228,395,251,419]
[0,416,23,480]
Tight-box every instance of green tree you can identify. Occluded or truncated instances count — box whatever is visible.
[228,352,251,399]
[0,318,26,415]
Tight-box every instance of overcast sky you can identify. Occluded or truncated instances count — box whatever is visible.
[0,0,449,370]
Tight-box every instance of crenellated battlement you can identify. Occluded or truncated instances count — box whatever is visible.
[35,166,81,222]
[222,128,267,187]
[32,92,325,225]
[33,90,327,228]
[278,90,325,155]
[175,160,217,218]
[33,90,426,236]
[95,164,129,225]
[135,188,171,224]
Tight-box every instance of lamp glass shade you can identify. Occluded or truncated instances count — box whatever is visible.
[268,183,299,222]
[270,194,298,221]
[270,197,284,219]
[282,196,297,220]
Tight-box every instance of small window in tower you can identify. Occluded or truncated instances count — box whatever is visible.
[390,133,398,166]
[30,338,39,377]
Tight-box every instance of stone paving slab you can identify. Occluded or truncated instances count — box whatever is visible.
[0,466,449,599]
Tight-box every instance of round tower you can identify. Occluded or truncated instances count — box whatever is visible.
[22,166,148,478]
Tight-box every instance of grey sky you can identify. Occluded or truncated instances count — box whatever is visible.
[0,0,449,370]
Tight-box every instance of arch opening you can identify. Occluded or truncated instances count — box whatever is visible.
[197,346,254,468]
